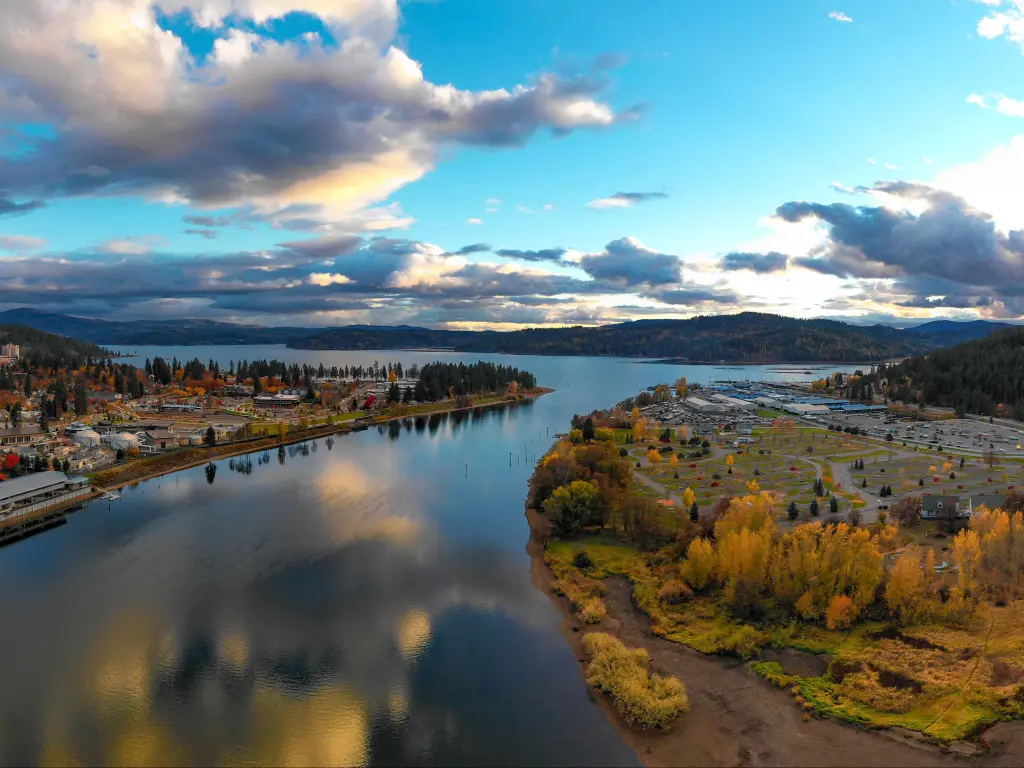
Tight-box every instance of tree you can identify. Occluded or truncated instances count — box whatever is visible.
[886,546,926,623]
[891,496,922,526]
[682,487,696,510]
[9,402,22,428]
[726,454,735,467]
[681,537,716,590]
[543,481,601,538]
[252,375,263,394]
[809,499,820,517]
[861,478,867,489]
[826,595,857,630]
[689,502,699,523]
[582,417,596,442]
[205,426,216,448]
[885,431,894,460]
[952,529,982,597]
[787,501,799,520]
[829,496,839,515]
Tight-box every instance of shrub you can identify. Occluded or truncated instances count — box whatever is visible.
[723,625,767,658]
[619,447,628,458]
[658,580,694,605]
[583,633,689,729]
[573,550,594,569]
[578,597,607,624]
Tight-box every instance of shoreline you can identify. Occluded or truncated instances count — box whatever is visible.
[89,389,551,492]
[522,472,1024,767]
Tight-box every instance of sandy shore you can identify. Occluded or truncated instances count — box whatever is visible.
[523,504,1024,767]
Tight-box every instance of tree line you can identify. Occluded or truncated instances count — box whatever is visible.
[412,362,537,402]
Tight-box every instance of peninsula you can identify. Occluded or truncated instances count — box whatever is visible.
[527,383,1024,766]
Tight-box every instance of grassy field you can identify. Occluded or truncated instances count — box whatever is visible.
[847,452,1023,500]
[546,536,1024,743]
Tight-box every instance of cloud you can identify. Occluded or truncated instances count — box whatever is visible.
[771,184,1024,314]
[542,204,555,211]
[883,162,903,171]
[516,205,536,214]
[485,198,502,206]
[100,236,164,255]
[830,181,858,195]
[0,235,46,253]
[0,198,45,217]
[446,243,491,257]
[923,157,935,165]
[185,228,219,239]
[643,285,738,306]
[720,251,789,274]
[466,218,483,225]
[867,158,877,165]
[494,248,566,263]
[828,11,853,22]
[0,0,628,234]
[967,93,990,108]
[578,237,682,286]
[586,192,669,210]
[976,2,1024,48]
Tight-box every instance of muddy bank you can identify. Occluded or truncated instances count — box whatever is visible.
[524,505,1024,767]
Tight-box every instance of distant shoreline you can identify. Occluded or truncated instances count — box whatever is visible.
[89,389,552,492]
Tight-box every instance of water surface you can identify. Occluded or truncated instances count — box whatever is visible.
[0,350,855,766]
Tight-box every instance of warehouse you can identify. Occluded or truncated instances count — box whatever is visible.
[0,471,91,521]
[682,396,726,414]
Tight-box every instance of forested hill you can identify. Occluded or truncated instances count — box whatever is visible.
[862,326,1024,419]
[293,313,1006,362]
[0,325,111,368]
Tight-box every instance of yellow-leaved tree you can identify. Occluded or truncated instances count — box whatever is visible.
[681,537,716,590]
[886,546,926,624]
[952,528,982,597]
[681,487,696,510]
[647,449,662,465]
[726,454,735,467]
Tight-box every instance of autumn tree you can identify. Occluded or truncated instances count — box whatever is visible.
[543,480,601,537]
[681,537,716,590]
[890,496,923,526]
[952,529,982,597]
[826,595,857,630]
[886,546,927,623]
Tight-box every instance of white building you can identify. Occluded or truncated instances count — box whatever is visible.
[103,432,140,453]
[72,429,102,449]
[0,471,90,521]
[683,397,726,414]
[782,403,830,415]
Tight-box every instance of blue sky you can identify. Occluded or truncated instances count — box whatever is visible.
[3,0,1024,327]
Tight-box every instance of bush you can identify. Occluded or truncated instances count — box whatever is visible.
[583,633,689,729]
[578,597,607,624]
[658,580,694,605]
[723,625,767,658]
[573,550,594,569]
[619,447,628,458]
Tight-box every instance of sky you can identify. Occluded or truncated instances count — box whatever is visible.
[3,0,1024,330]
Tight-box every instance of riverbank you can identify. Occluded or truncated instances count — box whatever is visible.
[89,389,550,492]
[523,481,1024,767]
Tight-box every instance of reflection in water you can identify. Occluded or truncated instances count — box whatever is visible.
[0,354,845,767]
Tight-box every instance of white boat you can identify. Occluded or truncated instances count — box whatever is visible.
[100,492,121,501]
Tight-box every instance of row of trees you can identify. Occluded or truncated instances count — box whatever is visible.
[412,362,537,403]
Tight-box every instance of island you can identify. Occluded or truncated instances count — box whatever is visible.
[526,384,1024,766]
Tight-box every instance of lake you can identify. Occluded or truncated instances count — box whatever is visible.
[0,348,857,766]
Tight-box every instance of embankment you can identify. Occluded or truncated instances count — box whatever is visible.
[524,479,1024,767]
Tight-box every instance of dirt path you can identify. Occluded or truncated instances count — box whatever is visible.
[525,506,1024,767]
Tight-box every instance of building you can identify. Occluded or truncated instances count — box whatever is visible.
[72,429,102,449]
[219,384,253,397]
[781,403,830,415]
[103,432,140,453]
[0,426,46,446]
[141,430,176,451]
[969,495,1007,516]
[0,471,91,522]
[682,397,725,414]
[253,394,301,409]
[0,343,20,365]
[922,495,963,520]
[88,390,124,404]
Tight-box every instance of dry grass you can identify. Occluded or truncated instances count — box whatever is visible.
[583,632,689,729]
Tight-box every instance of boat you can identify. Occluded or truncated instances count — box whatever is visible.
[100,492,121,501]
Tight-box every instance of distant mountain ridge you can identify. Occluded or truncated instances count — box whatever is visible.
[0,308,1010,363]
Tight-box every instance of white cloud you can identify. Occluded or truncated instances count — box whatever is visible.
[976,2,1024,46]
[587,196,632,210]
[542,204,555,211]
[828,11,853,22]
[829,181,858,195]
[516,205,536,214]
[883,162,903,171]
[485,198,502,206]
[100,236,164,254]
[867,158,877,165]
[485,207,499,213]
[933,133,1024,232]
[466,217,483,225]
[0,0,622,235]
[967,92,990,108]
[995,94,1024,118]
[922,156,934,165]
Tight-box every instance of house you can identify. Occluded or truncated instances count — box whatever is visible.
[88,390,123,403]
[253,394,301,409]
[0,426,46,446]
[922,495,963,520]
[969,495,1007,516]
[141,430,176,451]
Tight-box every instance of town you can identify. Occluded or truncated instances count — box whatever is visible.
[0,338,539,543]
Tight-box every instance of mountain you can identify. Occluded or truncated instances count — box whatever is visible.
[0,324,110,368]
[900,319,1013,346]
[0,308,1009,362]
[0,309,310,346]
[856,325,1024,419]
[294,313,1005,362]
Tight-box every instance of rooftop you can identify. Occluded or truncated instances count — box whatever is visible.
[0,471,80,504]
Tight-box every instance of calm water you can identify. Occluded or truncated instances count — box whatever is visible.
[0,349,856,767]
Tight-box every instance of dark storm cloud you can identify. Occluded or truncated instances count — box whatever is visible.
[0,197,45,217]
[578,237,682,286]
[720,251,788,274]
[494,248,567,263]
